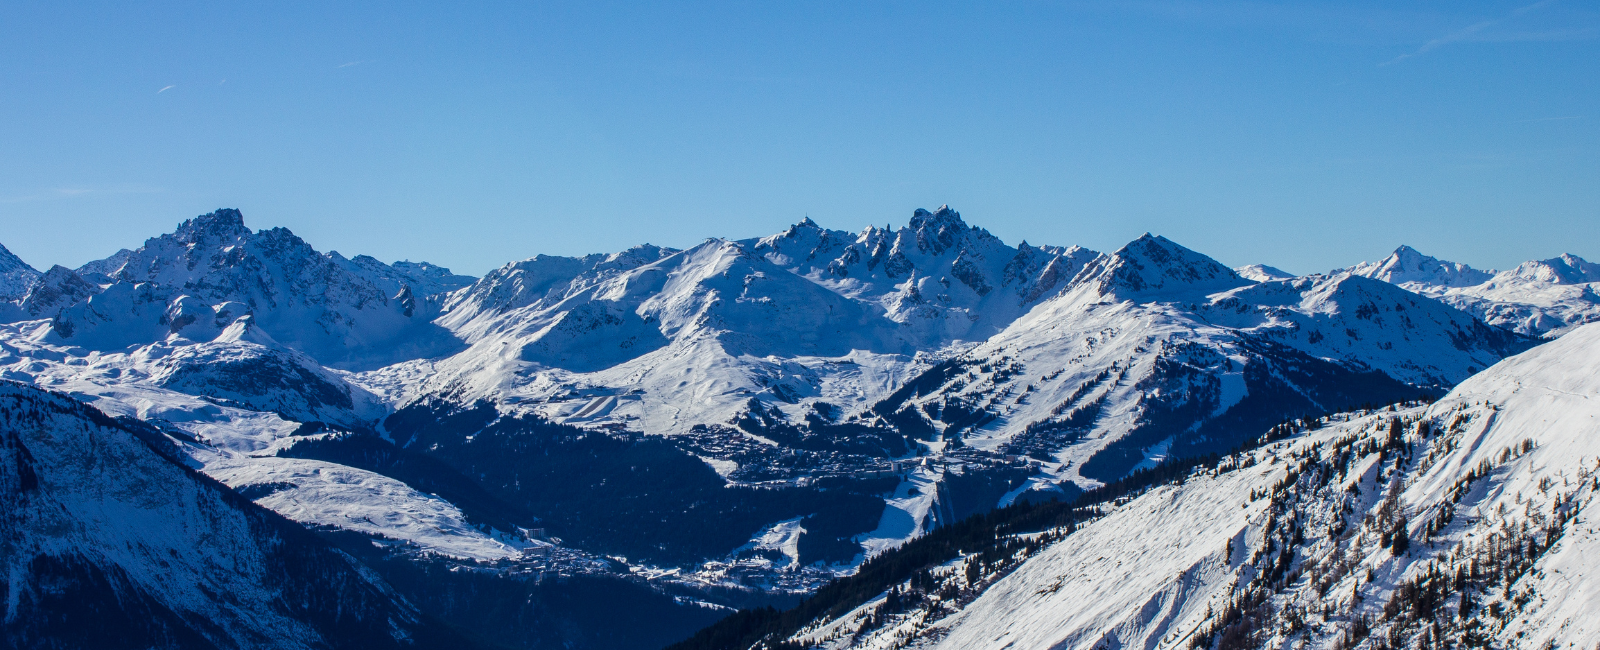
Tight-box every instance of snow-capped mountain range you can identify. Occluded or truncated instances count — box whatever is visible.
[2,206,1594,649]
[1345,244,1600,338]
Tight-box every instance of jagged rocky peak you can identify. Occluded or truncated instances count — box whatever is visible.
[908,205,981,256]
[1081,233,1248,299]
[1348,244,1495,288]
[444,244,678,319]
[173,207,252,244]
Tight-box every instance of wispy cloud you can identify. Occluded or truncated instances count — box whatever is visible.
[337,61,363,68]
[1381,0,1566,66]
[1513,115,1584,123]
[0,184,164,204]
[1470,26,1600,42]
[157,85,176,93]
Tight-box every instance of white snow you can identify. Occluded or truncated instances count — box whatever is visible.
[858,468,942,558]
[828,322,1600,650]
[1348,246,1600,338]
[205,456,536,561]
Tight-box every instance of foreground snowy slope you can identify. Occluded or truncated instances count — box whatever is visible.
[0,380,466,649]
[773,321,1600,650]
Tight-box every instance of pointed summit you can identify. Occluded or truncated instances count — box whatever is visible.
[1347,245,1493,288]
[907,205,977,256]
[909,205,965,229]
[1080,233,1248,299]
[173,208,252,245]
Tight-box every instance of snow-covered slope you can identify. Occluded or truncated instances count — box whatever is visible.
[0,380,465,649]
[786,321,1600,650]
[147,317,387,427]
[877,235,1526,486]
[0,316,534,561]
[1348,246,1600,338]
[203,454,541,562]
[400,207,1096,437]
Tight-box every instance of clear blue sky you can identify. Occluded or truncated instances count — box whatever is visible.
[1,1,1596,276]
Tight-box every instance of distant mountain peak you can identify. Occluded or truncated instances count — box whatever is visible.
[907,205,984,257]
[909,205,963,228]
[21,265,99,318]
[173,208,252,245]
[1235,264,1295,282]
[1514,253,1600,285]
[1083,233,1247,299]
[1348,245,1494,288]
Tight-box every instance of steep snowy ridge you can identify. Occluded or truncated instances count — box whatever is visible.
[1076,233,1250,300]
[0,380,467,649]
[0,241,39,300]
[765,322,1600,650]
[333,254,476,301]
[1508,253,1600,285]
[1347,246,1600,338]
[437,244,679,343]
